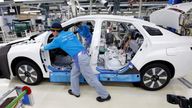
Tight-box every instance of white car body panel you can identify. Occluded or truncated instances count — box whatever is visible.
[0,43,7,48]
[150,9,181,30]
[7,32,52,78]
[131,26,192,78]
[7,42,49,78]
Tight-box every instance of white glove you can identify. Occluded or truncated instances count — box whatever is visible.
[40,46,44,51]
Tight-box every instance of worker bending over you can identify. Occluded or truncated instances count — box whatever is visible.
[41,22,111,102]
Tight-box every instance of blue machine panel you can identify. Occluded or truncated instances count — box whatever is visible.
[50,72,70,83]
[50,72,86,83]
[48,66,85,83]
[99,74,140,82]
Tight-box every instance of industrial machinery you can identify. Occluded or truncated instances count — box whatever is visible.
[12,19,31,37]
[150,2,192,36]
[167,94,192,108]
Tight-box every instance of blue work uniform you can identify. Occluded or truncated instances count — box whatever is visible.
[43,31,109,98]
[76,24,92,48]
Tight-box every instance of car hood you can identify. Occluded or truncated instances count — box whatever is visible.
[0,37,30,46]
[9,37,32,44]
[0,43,7,48]
[2,32,47,46]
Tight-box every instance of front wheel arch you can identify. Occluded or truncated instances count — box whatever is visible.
[11,57,41,76]
[11,57,43,85]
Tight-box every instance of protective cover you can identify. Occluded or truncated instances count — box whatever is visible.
[0,45,11,79]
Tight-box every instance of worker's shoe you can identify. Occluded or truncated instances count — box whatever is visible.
[96,95,111,102]
[68,89,80,98]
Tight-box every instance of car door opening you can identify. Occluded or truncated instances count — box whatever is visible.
[97,21,144,71]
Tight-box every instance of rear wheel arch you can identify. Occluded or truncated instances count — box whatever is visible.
[140,60,175,79]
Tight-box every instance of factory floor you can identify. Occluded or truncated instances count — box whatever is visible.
[1,74,192,108]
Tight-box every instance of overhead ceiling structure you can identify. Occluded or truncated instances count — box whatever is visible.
[0,0,167,8]
[0,0,190,17]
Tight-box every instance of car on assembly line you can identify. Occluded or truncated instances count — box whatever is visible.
[0,15,192,91]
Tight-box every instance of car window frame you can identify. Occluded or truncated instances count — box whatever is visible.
[98,19,146,63]
[142,25,163,36]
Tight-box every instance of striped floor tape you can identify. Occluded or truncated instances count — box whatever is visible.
[178,77,192,89]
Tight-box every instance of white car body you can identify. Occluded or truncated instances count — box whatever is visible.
[1,15,192,90]
[62,15,192,77]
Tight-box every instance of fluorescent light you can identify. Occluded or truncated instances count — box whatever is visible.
[14,0,38,1]
[21,10,40,14]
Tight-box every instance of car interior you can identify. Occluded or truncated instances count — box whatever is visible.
[97,21,144,70]
[46,21,144,71]
[47,34,72,70]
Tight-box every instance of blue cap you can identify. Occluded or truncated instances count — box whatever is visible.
[50,22,62,31]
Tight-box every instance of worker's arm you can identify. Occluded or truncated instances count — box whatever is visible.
[42,38,59,51]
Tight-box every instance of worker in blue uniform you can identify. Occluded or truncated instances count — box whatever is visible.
[75,22,92,48]
[41,22,111,102]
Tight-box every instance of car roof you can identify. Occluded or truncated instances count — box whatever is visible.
[63,15,156,27]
